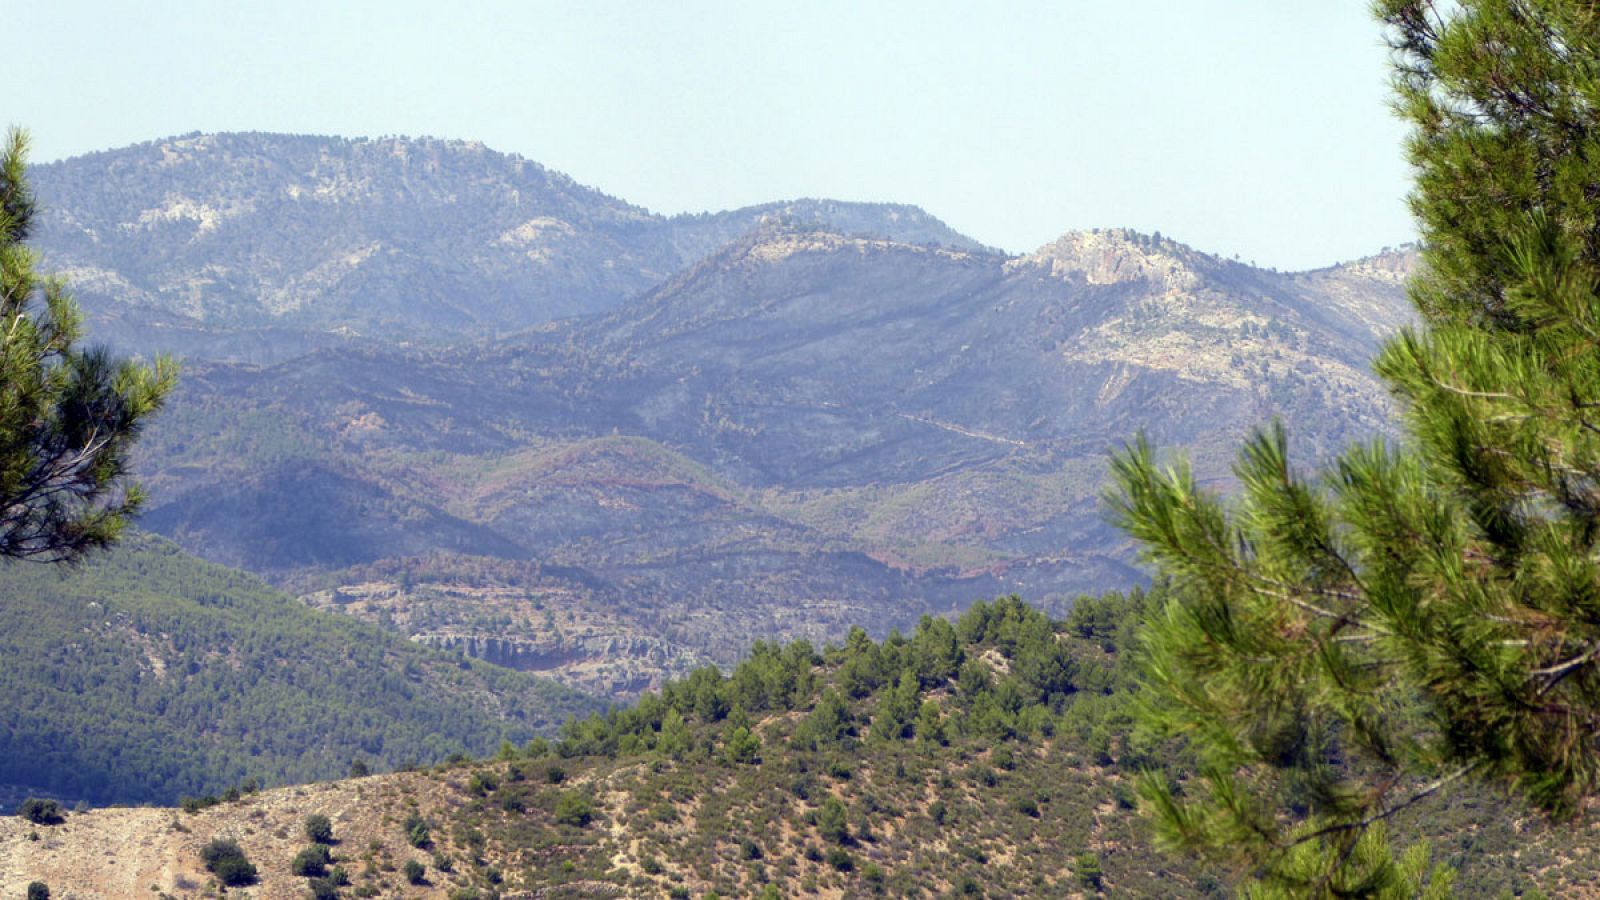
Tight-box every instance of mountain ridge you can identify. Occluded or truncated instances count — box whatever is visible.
[19,132,1419,695]
[30,132,991,356]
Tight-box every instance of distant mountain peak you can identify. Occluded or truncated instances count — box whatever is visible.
[659,198,995,266]
[33,133,1003,354]
[1021,227,1214,291]
[722,219,985,265]
[1318,244,1421,284]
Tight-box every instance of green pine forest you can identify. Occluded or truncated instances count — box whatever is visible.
[0,532,600,807]
[260,590,1595,898]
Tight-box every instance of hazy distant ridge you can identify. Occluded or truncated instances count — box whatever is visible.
[31,132,989,354]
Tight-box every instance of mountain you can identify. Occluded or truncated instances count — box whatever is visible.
[22,134,1418,696]
[119,233,1409,695]
[583,225,1403,478]
[2,591,1579,899]
[661,197,994,265]
[0,533,601,808]
[29,133,985,356]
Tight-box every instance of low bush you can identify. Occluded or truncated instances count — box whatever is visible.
[403,858,427,884]
[403,812,431,849]
[213,855,258,887]
[304,813,334,844]
[200,837,258,886]
[18,798,62,825]
[291,844,332,877]
[554,791,594,828]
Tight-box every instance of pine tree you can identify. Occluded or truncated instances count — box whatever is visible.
[1109,2,1600,894]
[0,128,173,560]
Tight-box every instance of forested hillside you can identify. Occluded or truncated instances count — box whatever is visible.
[6,591,1588,898]
[0,534,601,808]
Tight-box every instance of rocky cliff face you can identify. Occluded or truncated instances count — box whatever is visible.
[1024,227,1210,290]
[298,567,704,697]
[414,633,686,696]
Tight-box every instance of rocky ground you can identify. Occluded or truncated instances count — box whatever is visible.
[0,774,479,899]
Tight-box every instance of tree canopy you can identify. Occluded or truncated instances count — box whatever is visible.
[1111,2,1600,895]
[0,127,174,560]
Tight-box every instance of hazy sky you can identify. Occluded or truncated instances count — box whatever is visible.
[16,1,1414,270]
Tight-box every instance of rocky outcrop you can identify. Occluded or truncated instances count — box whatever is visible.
[415,631,693,695]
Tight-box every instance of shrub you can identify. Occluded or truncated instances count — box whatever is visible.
[199,836,242,868]
[1075,853,1104,891]
[725,726,761,764]
[466,771,498,796]
[1111,782,1137,810]
[307,877,340,900]
[199,834,259,885]
[18,798,62,825]
[789,773,818,801]
[403,859,427,885]
[816,796,850,844]
[826,847,854,872]
[291,844,331,877]
[348,758,371,778]
[554,791,594,828]
[212,854,258,887]
[403,812,431,849]
[27,883,49,900]
[180,794,220,814]
[304,813,334,844]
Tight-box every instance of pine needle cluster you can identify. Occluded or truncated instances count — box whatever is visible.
[1110,2,1600,894]
[0,127,174,560]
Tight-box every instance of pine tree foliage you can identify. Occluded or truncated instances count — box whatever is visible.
[0,128,173,560]
[1110,2,1600,894]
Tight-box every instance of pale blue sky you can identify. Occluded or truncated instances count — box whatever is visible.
[15,1,1413,270]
